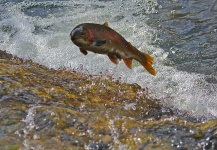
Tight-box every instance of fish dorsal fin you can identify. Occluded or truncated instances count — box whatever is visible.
[123,58,132,69]
[80,48,88,55]
[103,22,109,26]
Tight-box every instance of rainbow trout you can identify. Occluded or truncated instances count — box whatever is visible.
[70,22,156,76]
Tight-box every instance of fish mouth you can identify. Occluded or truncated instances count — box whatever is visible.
[70,36,77,41]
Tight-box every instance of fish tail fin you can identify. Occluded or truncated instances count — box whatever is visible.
[141,53,156,76]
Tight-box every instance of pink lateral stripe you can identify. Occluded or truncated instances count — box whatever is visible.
[87,29,94,42]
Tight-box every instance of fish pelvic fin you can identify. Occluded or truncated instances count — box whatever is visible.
[108,53,119,64]
[141,53,156,76]
[123,58,132,69]
[108,56,119,64]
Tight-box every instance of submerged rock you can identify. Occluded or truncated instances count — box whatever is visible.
[0,50,217,149]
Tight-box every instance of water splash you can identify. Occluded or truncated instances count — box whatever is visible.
[16,105,42,150]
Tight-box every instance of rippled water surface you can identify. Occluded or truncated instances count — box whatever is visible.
[0,0,217,119]
[148,0,217,75]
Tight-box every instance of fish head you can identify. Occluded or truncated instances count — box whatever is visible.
[70,25,94,47]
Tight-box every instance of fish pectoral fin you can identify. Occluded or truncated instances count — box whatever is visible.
[80,48,88,55]
[93,39,106,46]
[103,22,109,26]
[123,58,133,69]
[108,53,120,64]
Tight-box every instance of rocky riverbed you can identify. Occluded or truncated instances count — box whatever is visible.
[0,50,217,150]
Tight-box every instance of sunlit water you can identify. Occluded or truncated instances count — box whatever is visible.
[0,0,216,119]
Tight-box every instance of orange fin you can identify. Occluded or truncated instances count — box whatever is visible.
[108,55,119,64]
[123,58,132,69]
[141,53,156,76]
[80,48,88,55]
[103,22,108,26]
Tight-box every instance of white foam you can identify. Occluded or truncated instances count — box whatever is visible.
[1,0,216,120]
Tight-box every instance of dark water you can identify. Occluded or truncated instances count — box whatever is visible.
[147,0,217,76]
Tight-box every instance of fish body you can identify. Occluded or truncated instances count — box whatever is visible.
[70,22,156,76]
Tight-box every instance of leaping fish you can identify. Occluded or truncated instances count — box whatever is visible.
[70,22,156,76]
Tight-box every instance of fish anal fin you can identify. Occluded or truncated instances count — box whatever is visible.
[141,53,156,76]
[123,58,133,69]
[93,39,106,46]
[103,22,108,26]
[108,55,119,64]
[80,48,88,55]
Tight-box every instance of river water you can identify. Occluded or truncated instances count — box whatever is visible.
[0,0,216,119]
